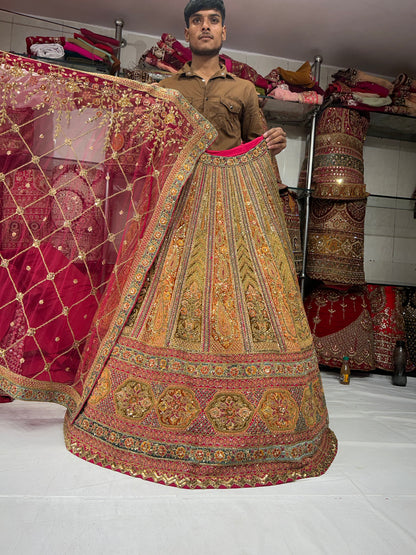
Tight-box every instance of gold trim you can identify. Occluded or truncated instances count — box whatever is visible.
[64,418,337,489]
[0,364,80,413]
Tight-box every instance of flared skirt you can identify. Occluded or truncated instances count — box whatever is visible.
[65,138,337,488]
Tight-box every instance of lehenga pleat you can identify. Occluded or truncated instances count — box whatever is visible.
[64,138,337,488]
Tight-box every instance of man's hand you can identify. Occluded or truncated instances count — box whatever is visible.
[263,127,287,156]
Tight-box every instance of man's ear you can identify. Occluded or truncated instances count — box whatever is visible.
[222,25,227,42]
[184,27,190,42]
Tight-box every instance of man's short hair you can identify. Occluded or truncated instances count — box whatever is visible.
[184,0,226,27]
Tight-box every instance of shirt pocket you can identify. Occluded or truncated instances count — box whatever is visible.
[210,97,243,140]
[219,97,241,114]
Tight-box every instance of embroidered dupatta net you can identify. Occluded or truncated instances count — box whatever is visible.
[0,51,215,409]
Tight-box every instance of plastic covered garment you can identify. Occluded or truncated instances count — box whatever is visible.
[0,52,337,488]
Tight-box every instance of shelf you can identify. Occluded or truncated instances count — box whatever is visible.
[366,194,416,211]
[259,97,319,125]
[367,111,416,142]
[32,55,112,74]
[289,187,415,206]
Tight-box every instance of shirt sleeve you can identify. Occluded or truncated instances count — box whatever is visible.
[241,81,267,143]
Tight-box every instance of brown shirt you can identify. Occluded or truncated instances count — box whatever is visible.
[159,62,265,151]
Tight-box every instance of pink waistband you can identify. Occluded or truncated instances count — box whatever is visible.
[206,135,264,157]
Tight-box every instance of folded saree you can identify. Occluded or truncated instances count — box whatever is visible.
[63,42,104,62]
[29,43,65,60]
[275,61,316,89]
[332,68,394,94]
[0,52,337,488]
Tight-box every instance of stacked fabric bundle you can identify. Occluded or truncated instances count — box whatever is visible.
[26,35,66,60]
[26,29,120,74]
[391,73,416,116]
[325,67,416,116]
[326,68,393,111]
[302,106,370,286]
[265,62,324,105]
[64,29,120,74]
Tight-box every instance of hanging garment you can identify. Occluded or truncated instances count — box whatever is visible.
[401,288,416,368]
[278,187,303,274]
[304,285,376,371]
[367,285,411,372]
[0,51,337,488]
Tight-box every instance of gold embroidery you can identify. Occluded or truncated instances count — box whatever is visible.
[114,379,154,421]
[206,392,254,433]
[89,367,111,405]
[259,389,299,432]
[156,386,200,429]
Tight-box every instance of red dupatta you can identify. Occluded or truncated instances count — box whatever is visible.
[0,51,216,413]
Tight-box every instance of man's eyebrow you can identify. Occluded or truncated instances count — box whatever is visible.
[190,12,221,19]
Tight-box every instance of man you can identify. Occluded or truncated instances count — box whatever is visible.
[159,0,287,155]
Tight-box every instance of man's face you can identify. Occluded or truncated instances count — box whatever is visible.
[185,9,226,56]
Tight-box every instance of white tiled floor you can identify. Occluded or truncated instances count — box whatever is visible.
[1,371,416,554]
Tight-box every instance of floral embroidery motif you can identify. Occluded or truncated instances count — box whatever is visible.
[156,386,200,429]
[114,379,154,421]
[259,389,299,432]
[206,392,255,433]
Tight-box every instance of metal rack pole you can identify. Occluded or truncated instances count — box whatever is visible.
[299,108,318,298]
[299,55,322,299]
[114,19,124,76]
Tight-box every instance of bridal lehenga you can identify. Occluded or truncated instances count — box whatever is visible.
[0,51,336,488]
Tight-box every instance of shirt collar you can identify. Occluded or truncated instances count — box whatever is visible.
[178,62,235,80]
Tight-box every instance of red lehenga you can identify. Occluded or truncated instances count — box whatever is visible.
[0,52,337,488]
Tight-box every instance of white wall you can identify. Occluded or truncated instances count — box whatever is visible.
[1,11,415,286]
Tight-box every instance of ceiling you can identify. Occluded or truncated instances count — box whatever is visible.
[2,0,416,78]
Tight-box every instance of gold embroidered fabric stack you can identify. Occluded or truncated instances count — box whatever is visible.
[303,106,370,286]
